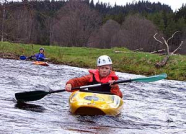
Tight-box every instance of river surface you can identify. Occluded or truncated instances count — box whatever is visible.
[0,58,186,134]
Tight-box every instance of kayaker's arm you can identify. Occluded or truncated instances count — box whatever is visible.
[65,74,92,92]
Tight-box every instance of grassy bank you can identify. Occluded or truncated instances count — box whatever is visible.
[0,41,186,81]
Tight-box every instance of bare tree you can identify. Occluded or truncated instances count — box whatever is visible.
[153,31,183,68]
[0,0,7,41]
[0,1,50,44]
[0,2,37,43]
[110,29,126,48]
[50,0,101,47]
[121,14,163,52]
[88,19,121,48]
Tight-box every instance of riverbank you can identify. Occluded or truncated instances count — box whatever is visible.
[0,41,186,80]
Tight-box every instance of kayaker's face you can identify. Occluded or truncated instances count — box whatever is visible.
[40,50,44,53]
[98,65,112,78]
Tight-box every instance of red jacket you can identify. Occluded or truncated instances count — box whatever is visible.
[66,69,123,98]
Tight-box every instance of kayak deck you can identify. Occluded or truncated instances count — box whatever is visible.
[69,91,123,116]
[33,61,49,66]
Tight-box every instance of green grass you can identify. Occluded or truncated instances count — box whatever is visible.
[0,41,186,81]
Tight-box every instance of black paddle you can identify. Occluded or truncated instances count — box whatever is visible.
[15,73,167,102]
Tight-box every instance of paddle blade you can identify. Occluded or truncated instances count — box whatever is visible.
[15,90,50,102]
[132,73,167,82]
[20,55,27,60]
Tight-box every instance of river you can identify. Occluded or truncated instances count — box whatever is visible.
[0,58,186,134]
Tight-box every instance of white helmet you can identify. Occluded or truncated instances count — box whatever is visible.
[97,55,112,66]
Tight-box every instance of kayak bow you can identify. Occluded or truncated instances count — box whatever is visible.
[69,91,124,116]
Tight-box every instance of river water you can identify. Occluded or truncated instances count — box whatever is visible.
[0,58,186,134]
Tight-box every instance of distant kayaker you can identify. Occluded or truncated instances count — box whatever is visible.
[65,55,123,98]
[29,48,45,61]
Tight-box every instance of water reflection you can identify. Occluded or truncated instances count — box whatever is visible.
[15,102,46,113]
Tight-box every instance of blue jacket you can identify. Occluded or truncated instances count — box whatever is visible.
[34,53,45,61]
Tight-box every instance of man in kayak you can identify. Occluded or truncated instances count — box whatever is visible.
[29,48,46,61]
[65,55,123,98]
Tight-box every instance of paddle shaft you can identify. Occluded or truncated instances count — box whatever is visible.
[49,79,132,94]
[49,73,167,94]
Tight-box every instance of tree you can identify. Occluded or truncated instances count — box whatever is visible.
[88,19,121,48]
[0,0,7,41]
[50,0,101,47]
[90,0,94,8]
[121,14,163,51]
[4,3,37,43]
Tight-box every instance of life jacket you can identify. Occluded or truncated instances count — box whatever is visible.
[88,69,118,92]
[35,53,45,61]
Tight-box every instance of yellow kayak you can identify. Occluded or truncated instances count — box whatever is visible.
[69,91,124,116]
[33,61,49,66]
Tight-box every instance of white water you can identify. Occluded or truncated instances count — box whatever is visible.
[0,58,186,134]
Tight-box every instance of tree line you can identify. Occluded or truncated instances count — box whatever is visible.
[0,0,186,54]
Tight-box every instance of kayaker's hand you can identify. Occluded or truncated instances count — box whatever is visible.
[65,84,72,91]
[108,80,115,86]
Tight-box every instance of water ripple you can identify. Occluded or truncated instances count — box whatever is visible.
[0,58,186,134]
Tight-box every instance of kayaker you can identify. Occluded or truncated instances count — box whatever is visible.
[65,55,123,98]
[29,48,45,61]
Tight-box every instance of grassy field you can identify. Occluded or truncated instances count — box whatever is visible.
[0,41,186,81]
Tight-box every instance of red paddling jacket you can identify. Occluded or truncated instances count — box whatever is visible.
[66,69,123,98]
